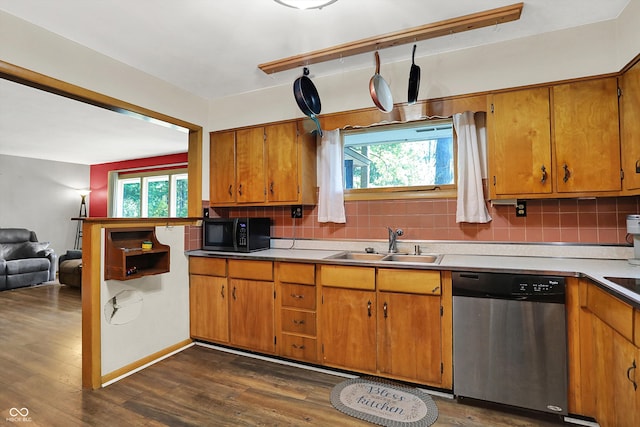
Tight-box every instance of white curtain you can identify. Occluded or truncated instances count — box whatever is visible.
[453,111,492,223]
[317,129,346,223]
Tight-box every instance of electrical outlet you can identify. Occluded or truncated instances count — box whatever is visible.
[516,200,527,217]
[291,205,303,218]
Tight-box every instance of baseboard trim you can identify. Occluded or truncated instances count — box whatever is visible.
[101,339,194,387]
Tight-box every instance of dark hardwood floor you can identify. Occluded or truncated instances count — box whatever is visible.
[0,283,568,426]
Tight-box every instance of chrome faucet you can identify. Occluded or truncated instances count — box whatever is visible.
[387,227,404,253]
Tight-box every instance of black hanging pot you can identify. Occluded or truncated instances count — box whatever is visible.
[408,44,421,104]
[293,67,323,136]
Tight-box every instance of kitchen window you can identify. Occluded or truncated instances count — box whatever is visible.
[342,118,455,199]
[114,169,188,218]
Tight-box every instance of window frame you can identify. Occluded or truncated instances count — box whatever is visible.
[113,168,188,218]
[342,118,458,201]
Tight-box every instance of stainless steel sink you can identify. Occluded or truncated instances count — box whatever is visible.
[326,251,442,264]
[327,252,387,261]
[382,253,442,264]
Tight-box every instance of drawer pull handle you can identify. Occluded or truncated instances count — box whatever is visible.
[367,300,372,317]
[292,344,305,350]
[432,286,440,293]
[232,286,237,300]
[228,185,233,196]
[627,360,637,391]
[221,285,225,299]
[563,163,570,183]
[290,294,304,299]
[540,165,547,183]
[270,182,274,194]
[383,302,388,318]
[293,319,305,325]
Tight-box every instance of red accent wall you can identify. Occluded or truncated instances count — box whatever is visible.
[89,153,188,217]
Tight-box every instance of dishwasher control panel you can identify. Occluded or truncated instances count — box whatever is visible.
[452,272,566,303]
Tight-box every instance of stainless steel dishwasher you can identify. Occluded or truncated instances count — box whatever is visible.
[452,271,568,415]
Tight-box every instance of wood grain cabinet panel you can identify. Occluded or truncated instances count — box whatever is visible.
[209,131,236,204]
[280,283,316,310]
[229,278,275,354]
[621,59,640,192]
[281,308,316,335]
[489,87,553,197]
[553,77,621,194]
[189,274,229,343]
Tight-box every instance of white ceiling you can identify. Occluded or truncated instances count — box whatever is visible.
[0,0,631,165]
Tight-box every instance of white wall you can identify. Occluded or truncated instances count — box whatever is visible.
[0,154,89,256]
[100,226,190,376]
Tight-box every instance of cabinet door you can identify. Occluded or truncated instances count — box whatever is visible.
[489,87,552,196]
[621,60,640,192]
[553,78,621,193]
[320,287,376,372]
[229,278,275,353]
[591,318,638,427]
[377,292,442,385]
[236,127,266,203]
[189,275,229,343]
[210,131,236,204]
[266,122,299,203]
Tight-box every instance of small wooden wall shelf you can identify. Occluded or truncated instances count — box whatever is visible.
[105,227,170,281]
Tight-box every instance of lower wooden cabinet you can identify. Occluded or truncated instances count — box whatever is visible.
[190,257,452,389]
[577,279,640,427]
[229,278,275,354]
[276,262,318,363]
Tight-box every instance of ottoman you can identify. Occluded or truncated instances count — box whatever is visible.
[59,259,82,288]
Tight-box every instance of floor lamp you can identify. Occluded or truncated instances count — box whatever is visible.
[74,189,90,250]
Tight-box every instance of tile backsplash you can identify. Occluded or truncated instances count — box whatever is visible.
[185,196,640,251]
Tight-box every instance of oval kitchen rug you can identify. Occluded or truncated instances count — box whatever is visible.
[330,377,438,426]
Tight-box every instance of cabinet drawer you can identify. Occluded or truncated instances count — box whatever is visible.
[587,284,634,342]
[377,269,441,294]
[278,262,315,285]
[281,283,316,309]
[228,259,273,281]
[189,257,226,277]
[319,265,375,290]
[281,309,316,335]
[280,334,317,361]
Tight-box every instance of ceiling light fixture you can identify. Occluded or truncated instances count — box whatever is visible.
[274,0,337,10]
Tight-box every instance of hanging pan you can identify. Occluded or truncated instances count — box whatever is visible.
[293,67,323,136]
[369,51,393,113]
[408,44,420,104]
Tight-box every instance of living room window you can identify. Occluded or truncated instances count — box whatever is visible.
[114,169,188,218]
[342,118,455,200]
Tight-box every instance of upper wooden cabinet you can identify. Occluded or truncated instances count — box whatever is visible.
[209,120,317,207]
[488,86,552,197]
[489,77,622,199]
[621,59,640,192]
[553,77,621,194]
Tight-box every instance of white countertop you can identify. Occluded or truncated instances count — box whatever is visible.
[187,241,640,307]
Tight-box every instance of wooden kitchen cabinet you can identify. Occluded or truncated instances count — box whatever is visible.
[621,59,640,192]
[377,269,449,387]
[489,87,553,198]
[553,77,621,194]
[319,265,377,373]
[189,257,229,343]
[209,130,236,204]
[276,262,318,362]
[209,120,317,207]
[236,126,266,204]
[578,279,639,427]
[228,259,275,354]
[489,77,621,199]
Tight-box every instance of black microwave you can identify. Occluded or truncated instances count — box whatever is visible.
[202,217,271,252]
